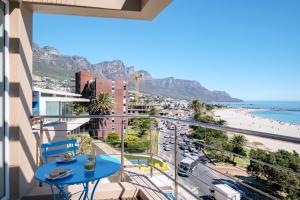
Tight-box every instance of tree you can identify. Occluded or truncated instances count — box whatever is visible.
[247,149,300,198]
[230,135,247,162]
[132,118,151,137]
[216,119,227,125]
[231,134,246,146]
[194,115,216,124]
[189,100,204,113]
[149,107,159,116]
[89,92,113,137]
[67,134,93,155]
[131,118,157,137]
[89,92,113,115]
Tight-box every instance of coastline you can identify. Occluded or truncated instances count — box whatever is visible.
[213,107,300,153]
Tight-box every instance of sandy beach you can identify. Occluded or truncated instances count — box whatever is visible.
[213,108,300,153]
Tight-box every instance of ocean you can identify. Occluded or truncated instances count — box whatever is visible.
[219,101,300,125]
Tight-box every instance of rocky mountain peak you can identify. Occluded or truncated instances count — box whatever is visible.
[33,43,241,102]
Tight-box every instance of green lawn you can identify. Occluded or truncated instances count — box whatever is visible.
[234,156,250,168]
[234,147,251,168]
[124,154,163,166]
[128,126,138,135]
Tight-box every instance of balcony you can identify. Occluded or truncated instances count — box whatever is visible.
[23,114,300,200]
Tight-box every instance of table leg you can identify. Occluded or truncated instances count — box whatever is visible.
[54,185,69,200]
[90,180,100,200]
[79,183,88,200]
[78,186,85,200]
[83,183,89,200]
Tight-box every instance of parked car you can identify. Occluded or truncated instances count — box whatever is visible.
[164,147,171,151]
[182,145,189,151]
[182,150,189,157]
[191,152,198,157]
[182,152,189,157]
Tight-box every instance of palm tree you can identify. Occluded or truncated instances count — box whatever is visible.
[89,92,113,138]
[231,134,246,146]
[90,92,113,115]
[189,100,203,114]
[231,134,247,162]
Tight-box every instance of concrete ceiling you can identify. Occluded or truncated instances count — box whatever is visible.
[23,0,172,20]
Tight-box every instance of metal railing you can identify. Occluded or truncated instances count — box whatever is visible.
[32,114,300,200]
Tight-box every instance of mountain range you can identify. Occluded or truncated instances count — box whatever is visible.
[33,44,241,102]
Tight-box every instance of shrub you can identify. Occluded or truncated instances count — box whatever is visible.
[125,135,140,142]
[67,134,93,154]
[106,132,120,147]
[106,132,119,143]
[72,103,88,114]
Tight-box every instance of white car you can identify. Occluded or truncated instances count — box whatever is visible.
[164,147,171,151]
[164,135,170,138]
[182,152,189,157]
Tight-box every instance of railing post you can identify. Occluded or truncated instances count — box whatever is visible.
[121,118,125,182]
[150,122,154,177]
[205,127,207,144]
[174,124,179,200]
[39,118,44,187]
[39,118,44,167]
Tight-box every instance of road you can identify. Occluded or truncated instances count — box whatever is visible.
[157,121,269,200]
[157,123,220,198]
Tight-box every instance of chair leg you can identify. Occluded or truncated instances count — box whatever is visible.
[50,185,56,200]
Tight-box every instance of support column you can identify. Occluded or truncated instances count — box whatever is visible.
[174,125,179,199]
[9,2,34,199]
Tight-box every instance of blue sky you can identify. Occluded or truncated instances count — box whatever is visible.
[33,0,300,101]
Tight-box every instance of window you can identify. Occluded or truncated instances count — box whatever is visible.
[45,102,60,122]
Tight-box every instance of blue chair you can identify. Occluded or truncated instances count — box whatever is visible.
[41,139,78,200]
[41,139,78,163]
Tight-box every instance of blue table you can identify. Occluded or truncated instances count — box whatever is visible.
[35,155,121,200]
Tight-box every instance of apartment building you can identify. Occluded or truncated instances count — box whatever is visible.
[75,71,128,138]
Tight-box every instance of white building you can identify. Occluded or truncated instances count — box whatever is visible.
[32,87,91,142]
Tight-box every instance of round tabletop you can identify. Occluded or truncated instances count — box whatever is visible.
[35,155,121,185]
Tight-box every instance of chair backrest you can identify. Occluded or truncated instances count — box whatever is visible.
[41,139,78,163]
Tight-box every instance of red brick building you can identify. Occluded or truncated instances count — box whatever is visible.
[75,71,128,138]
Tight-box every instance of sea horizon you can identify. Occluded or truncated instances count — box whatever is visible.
[218,100,300,125]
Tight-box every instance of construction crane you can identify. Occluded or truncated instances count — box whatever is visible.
[130,72,143,105]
